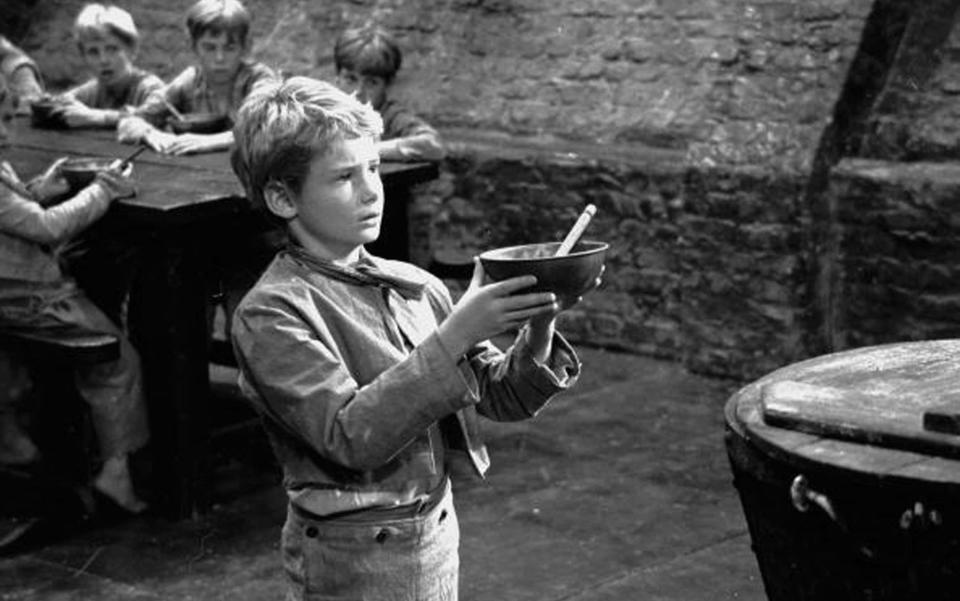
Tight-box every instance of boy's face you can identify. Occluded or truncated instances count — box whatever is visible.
[283,136,383,261]
[80,33,135,87]
[194,31,246,86]
[336,69,389,111]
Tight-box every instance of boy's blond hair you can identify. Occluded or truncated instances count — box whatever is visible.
[186,0,251,46]
[73,3,140,50]
[231,76,383,215]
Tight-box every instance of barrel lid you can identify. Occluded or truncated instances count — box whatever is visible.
[761,380,960,459]
[725,340,960,486]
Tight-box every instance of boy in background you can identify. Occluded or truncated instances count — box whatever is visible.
[0,74,149,515]
[334,24,445,162]
[54,3,164,129]
[118,0,275,155]
[230,76,585,600]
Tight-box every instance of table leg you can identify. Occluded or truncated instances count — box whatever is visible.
[128,226,212,520]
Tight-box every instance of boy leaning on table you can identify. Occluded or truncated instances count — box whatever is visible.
[117,0,274,155]
[228,76,591,600]
[0,75,149,515]
[333,23,445,162]
[52,3,164,129]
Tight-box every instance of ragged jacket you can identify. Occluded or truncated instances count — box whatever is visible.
[0,170,112,284]
[231,249,580,516]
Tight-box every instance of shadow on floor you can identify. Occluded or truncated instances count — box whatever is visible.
[0,345,766,601]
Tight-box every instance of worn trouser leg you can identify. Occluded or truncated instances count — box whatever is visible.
[44,294,149,459]
[0,285,149,460]
[282,479,460,601]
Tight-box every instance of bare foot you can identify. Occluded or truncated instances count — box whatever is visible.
[92,454,148,514]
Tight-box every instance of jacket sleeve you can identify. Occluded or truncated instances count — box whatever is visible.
[424,279,581,423]
[0,180,112,246]
[379,102,445,162]
[232,288,476,472]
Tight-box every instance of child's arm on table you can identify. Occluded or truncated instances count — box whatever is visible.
[0,162,134,245]
[162,130,234,155]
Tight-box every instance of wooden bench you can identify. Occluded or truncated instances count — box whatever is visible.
[0,327,120,365]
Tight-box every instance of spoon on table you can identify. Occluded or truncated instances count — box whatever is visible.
[555,204,597,256]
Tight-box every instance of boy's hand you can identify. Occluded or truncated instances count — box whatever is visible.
[163,133,212,155]
[436,258,558,358]
[94,162,136,201]
[27,157,70,204]
[117,116,156,144]
[526,264,604,362]
[163,132,233,156]
[52,101,105,128]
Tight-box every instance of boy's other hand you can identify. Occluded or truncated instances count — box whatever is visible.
[163,132,232,156]
[140,130,178,154]
[53,101,102,128]
[117,116,155,144]
[436,258,558,358]
[27,157,70,204]
[95,163,136,201]
[164,133,211,155]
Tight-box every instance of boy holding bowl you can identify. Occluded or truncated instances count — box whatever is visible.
[229,76,590,600]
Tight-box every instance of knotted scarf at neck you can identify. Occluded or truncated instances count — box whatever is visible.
[286,244,426,300]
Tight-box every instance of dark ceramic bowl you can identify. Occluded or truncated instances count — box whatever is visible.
[29,98,69,129]
[167,112,231,134]
[478,240,607,298]
[60,157,115,191]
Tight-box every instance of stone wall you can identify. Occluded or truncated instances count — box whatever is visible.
[825,159,960,350]
[9,0,884,380]
[17,0,872,171]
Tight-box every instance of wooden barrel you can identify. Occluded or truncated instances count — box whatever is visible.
[725,340,960,601]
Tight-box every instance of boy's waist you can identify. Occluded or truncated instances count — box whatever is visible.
[290,476,449,524]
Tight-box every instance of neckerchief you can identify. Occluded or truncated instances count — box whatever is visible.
[286,244,426,300]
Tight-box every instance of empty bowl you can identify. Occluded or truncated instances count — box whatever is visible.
[478,240,607,298]
[60,157,115,191]
[167,112,231,134]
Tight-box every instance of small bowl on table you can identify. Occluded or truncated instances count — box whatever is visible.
[59,157,116,192]
[478,240,608,299]
[29,97,69,129]
[167,112,231,134]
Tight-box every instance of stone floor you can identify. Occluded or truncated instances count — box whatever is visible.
[0,344,767,600]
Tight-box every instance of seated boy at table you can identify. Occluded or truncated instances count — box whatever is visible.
[52,3,164,129]
[117,0,275,155]
[230,76,582,600]
[0,35,44,115]
[333,24,445,162]
[0,75,149,514]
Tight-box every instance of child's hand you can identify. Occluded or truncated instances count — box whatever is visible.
[117,116,155,144]
[163,132,232,156]
[164,133,213,156]
[94,162,136,201]
[27,157,70,204]
[436,258,558,358]
[53,102,103,128]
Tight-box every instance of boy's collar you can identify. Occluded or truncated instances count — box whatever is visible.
[285,243,426,300]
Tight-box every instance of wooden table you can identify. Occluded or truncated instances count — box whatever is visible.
[6,119,439,519]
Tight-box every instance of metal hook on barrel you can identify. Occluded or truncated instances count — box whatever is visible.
[789,474,873,558]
